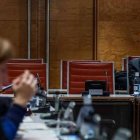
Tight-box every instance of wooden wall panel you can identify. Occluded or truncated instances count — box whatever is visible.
[0,0,28,58]
[0,0,96,89]
[49,0,94,88]
[31,0,46,60]
[0,0,46,60]
[97,0,140,70]
[0,0,27,20]
[0,21,28,58]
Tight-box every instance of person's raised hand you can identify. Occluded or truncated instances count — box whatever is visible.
[12,70,37,107]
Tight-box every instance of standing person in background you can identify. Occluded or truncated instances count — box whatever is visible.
[0,38,37,140]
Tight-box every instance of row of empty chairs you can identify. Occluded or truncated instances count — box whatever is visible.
[4,57,140,95]
[4,59,116,95]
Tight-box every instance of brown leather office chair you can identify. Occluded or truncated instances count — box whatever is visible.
[3,63,47,94]
[60,60,101,89]
[67,61,115,94]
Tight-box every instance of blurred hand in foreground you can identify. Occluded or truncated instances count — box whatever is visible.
[12,70,37,107]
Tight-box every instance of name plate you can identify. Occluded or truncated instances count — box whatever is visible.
[89,89,103,96]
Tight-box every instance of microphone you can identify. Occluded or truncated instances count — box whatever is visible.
[29,74,47,110]
[36,73,42,89]
[105,70,109,92]
[35,73,46,97]
[105,71,108,91]
[64,101,76,121]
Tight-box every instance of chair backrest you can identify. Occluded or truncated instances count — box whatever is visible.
[122,56,140,72]
[4,63,47,94]
[60,60,68,89]
[122,58,127,71]
[127,56,140,71]
[68,61,115,94]
[60,60,101,89]
[126,56,140,94]
[8,59,43,63]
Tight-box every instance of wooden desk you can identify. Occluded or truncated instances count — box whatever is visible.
[0,94,136,139]
[16,114,81,140]
[135,97,140,140]
[48,95,135,140]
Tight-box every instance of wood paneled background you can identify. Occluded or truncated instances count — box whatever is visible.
[97,0,140,70]
[1,0,140,88]
[49,0,95,88]
[31,0,46,59]
[0,0,28,58]
[0,0,46,59]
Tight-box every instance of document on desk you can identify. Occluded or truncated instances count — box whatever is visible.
[19,130,58,140]
[22,116,33,123]
[17,118,58,140]
[20,122,47,130]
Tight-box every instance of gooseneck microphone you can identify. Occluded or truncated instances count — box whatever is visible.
[64,101,76,121]
[36,73,42,88]
[105,70,109,92]
[35,73,47,97]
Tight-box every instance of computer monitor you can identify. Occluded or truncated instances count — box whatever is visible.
[85,80,107,96]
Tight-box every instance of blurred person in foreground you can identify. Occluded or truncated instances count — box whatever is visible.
[0,38,37,140]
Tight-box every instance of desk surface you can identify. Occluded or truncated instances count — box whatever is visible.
[47,94,135,102]
[13,94,136,140]
[0,93,135,102]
